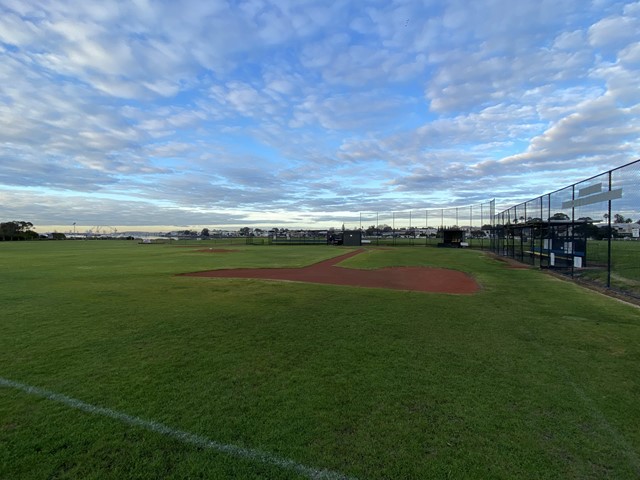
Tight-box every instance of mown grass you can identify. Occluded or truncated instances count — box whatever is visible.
[588,240,640,281]
[577,240,640,296]
[1,240,639,479]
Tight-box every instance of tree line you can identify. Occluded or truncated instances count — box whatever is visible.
[0,221,39,241]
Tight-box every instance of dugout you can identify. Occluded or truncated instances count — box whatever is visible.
[438,228,465,248]
[502,219,588,269]
[540,219,588,268]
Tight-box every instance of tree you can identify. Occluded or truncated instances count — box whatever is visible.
[0,222,17,240]
[550,212,570,221]
[200,228,210,237]
[18,221,34,232]
[0,220,37,241]
[238,227,252,236]
[575,218,600,239]
[614,213,626,224]
[365,225,378,236]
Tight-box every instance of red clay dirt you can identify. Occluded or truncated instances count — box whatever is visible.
[180,249,479,294]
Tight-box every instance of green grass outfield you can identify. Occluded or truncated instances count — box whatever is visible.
[1,240,639,479]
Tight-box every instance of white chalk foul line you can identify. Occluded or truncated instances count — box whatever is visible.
[0,376,357,480]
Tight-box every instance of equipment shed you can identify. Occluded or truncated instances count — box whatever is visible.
[342,230,362,247]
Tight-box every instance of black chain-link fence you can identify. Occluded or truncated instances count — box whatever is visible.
[357,202,495,247]
[244,202,496,247]
[229,160,640,301]
[492,159,640,300]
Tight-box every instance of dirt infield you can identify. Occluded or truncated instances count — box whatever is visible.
[181,249,479,294]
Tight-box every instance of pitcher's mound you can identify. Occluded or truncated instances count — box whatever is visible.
[181,249,479,294]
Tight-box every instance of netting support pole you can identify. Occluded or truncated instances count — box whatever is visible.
[571,185,575,278]
[425,210,428,246]
[607,172,612,288]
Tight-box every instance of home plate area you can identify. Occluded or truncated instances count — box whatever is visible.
[180,249,479,294]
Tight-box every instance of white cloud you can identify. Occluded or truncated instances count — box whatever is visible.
[588,12,640,52]
[290,90,411,131]
[553,30,586,50]
[0,0,638,228]
[0,11,41,44]
[618,41,640,65]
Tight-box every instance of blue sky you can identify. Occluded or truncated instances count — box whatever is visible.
[1,0,639,232]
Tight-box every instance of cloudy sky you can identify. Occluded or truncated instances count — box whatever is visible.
[1,0,639,232]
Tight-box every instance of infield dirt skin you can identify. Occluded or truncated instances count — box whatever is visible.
[180,249,479,294]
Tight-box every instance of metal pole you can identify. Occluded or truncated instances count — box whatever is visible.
[409,211,412,245]
[523,202,527,263]
[480,203,483,250]
[607,172,612,288]
[539,196,543,268]
[547,194,551,268]
[571,185,575,277]
[469,205,473,246]
[392,212,395,246]
[425,209,428,246]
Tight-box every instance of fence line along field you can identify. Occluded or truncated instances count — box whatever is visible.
[1,240,639,479]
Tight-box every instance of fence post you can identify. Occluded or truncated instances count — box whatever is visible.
[480,203,484,250]
[607,171,612,288]
[547,194,552,267]
[571,184,575,278]
[425,210,428,246]
[469,205,473,247]
[539,196,543,268]
[392,212,396,246]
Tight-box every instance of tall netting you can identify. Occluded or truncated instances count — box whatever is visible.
[608,163,640,296]
[358,212,378,239]
[358,202,495,247]
[492,159,640,300]
[572,170,612,278]
[524,197,543,267]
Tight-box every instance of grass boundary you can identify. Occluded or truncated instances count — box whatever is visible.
[483,251,640,308]
[0,376,357,480]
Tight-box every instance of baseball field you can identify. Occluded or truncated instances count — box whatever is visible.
[1,240,639,479]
